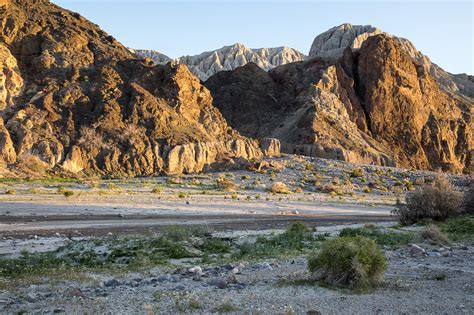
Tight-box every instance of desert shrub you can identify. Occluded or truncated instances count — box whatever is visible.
[151,186,162,194]
[77,127,109,150]
[321,184,343,195]
[216,178,237,191]
[463,181,474,215]
[16,154,48,175]
[420,224,448,244]
[269,182,291,194]
[350,168,365,178]
[441,216,474,241]
[392,172,464,224]
[199,238,231,254]
[5,189,16,195]
[308,236,386,290]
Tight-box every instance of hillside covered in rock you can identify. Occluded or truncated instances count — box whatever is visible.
[134,44,306,81]
[205,34,473,174]
[0,0,276,178]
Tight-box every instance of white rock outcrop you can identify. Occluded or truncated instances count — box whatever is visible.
[134,44,306,81]
[129,48,171,64]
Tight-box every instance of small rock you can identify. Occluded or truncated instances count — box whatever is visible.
[54,232,61,237]
[428,251,442,257]
[25,293,37,303]
[292,210,300,215]
[255,262,273,270]
[408,244,427,257]
[63,287,83,298]
[104,279,120,287]
[216,279,228,289]
[231,268,240,274]
[188,266,203,274]
[227,274,238,285]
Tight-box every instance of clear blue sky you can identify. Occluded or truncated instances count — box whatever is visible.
[53,0,473,74]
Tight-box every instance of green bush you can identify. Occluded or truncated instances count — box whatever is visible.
[350,168,365,178]
[392,173,464,224]
[308,236,387,290]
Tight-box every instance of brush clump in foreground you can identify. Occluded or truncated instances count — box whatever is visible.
[393,172,465,224]
[308,236,387,291]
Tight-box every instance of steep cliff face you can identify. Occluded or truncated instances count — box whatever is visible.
[309,23,474,99]
[0,0,275,177]
[134,44,306,81]
[353,35,472,173]
[206,35,473,173]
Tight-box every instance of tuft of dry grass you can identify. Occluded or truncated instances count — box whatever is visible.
[420,224,449,244]
[269,182,292,194]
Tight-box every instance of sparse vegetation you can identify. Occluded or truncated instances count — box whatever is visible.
[214,301,239,313]
[350,168,365,178]
[339,225,413,248]
[393,173,464,224]
[216,177,237,191]
[269,182,291,194]
[420,224,448,244]
[308,236,387,291]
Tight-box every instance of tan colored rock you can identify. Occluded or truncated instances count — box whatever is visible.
[0,43,22,112]
[0,117,15,163]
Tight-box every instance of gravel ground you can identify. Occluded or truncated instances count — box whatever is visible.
[1,225,473,314]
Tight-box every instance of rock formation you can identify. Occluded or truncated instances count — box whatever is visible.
[206,35,473,174]
[0,0,278,177]
[309,23,474,99]
[134,44,306,81]
[129,49,171,64]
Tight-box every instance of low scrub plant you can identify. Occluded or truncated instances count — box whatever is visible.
[269,182,291,194]
[392,172,464,224]
[308,236,387,291]
[420,224,448,244]
[216,178,237,191]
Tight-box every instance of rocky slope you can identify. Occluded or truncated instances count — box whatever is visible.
[309,23,474,99]
[205,34,473,174]
[129,48,171,64]
[134,44,306,81]
[0,0,277,178]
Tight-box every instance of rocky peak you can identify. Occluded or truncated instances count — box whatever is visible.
[309,23,382,60]
[133,43,306,81]
[309,23,474,99]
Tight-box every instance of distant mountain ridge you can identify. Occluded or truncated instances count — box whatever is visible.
[134,44,306,81]
[134,24,473,99]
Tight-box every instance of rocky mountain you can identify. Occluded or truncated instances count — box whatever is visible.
[309,23,474,99]
[0,0,277,178]
[134,44,306,81]
[205,34,473,174]
[129,48,171,64]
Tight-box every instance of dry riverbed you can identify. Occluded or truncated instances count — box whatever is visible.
[0,220,473,314]
[0,155,472,314]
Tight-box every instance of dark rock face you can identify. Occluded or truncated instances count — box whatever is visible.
[206,35,473,174]
[0,0,275,177]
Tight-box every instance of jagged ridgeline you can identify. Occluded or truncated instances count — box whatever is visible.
[0,0,279,177]
[204,26,473,174]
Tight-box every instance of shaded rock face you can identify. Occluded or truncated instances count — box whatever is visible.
[0,0,276,177]
[309,23,474,100]
[134,44,306,81]
[206,35,473,174]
